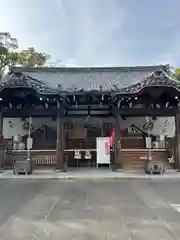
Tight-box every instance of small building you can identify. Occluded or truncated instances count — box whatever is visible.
[0,64,180,170]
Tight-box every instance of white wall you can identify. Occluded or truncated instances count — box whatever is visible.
[120,117,175,138]
[2,116,175,139]
[151,117,175,138]
[3,118,56,138]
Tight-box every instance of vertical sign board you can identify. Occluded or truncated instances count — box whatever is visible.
[96,137,110,167]
[27,137,33,149]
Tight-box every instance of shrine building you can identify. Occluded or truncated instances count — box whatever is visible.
[0,64,180,171]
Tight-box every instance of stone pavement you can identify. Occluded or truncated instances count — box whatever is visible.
[0,168,180,180]
[0,179,180,239]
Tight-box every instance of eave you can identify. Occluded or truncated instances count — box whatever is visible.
[0,66,179,99]
[117,70,180,96]
[0,72,59,96]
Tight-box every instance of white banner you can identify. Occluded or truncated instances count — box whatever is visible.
[145,137,152,148]
[96,137,110,166]
[27,137,33,149]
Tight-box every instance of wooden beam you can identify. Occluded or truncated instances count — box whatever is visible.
[112,108,176,117]
[65,113,112,118]
[1,106,178,118]
[2,107,111,117]
[2,108,58,118]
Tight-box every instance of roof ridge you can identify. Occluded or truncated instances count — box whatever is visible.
[13,65,166,73]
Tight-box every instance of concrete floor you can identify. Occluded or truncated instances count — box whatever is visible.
[0,180,180,239]
[1,168,179,180]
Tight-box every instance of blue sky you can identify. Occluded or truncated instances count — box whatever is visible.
[0,0,180,67]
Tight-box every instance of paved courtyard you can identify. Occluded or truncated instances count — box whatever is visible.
[0,180,180,239]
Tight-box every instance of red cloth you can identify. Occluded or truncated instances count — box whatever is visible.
[109,128,115,147]
[103,128,115,156]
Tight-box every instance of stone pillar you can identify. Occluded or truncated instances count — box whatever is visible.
[114,115,122,169]
[56,101,64,171]
[175,113,180,169]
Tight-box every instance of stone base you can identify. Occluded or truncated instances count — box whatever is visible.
[13,160,33,175]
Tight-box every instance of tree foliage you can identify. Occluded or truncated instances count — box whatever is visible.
[0,46,19,76]
[17,47,50,68]
[0,46,50,78]
[173,68,180,81]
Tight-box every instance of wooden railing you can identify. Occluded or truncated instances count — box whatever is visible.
[35,152,56,166]
[8,150,56,168]
[7,148,174,170]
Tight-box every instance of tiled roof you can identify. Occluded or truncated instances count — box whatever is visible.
[1,65,179,95]
[13,65,167,92]
[1,72,58,94]
[120,68,180,94]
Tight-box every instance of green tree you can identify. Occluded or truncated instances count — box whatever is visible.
[0,33,50,78]
[173,68,180,81]
[17,47,50,68]
[0,46,50,78]
[0,46,19,78]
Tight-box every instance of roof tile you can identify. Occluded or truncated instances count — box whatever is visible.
[19,65,162,92]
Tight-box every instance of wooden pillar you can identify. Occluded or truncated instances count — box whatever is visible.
[0,112,3,169]
[175,113,180,169]
[56,101,64,171]
[114,115,122,169]
[0,112,3,137]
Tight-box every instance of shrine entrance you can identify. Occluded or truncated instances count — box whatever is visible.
[63,118,114,168]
